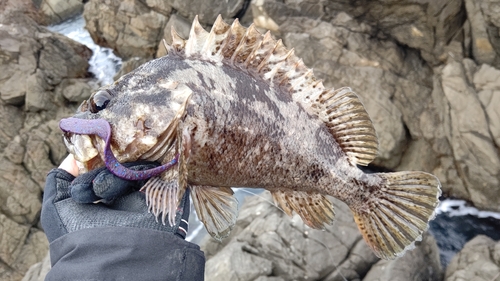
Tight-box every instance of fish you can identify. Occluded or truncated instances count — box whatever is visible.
[59,15,442,260]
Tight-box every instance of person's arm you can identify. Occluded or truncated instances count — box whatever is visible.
[41,155,205,281]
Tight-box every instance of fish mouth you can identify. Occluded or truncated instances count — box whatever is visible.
[59,117,179,180]
[62,132,104,173]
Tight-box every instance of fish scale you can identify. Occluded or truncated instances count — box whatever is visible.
[59,15,441,260]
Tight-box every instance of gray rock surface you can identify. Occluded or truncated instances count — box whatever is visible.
[202,193,366,281]
[0,11,92,109]
[202,193,441,281]
[362,234,442,281]
[445,235,500,281]
[33,0,84,25]
[2,0,499,280]
[0,6,91,280]
[84,0,169,60]
[164,0,245,25]
[439,60,500,210]
[21,253,50,281]
[465,0,500,68]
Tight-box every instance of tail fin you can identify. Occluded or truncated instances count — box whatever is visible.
[351,171,441,259]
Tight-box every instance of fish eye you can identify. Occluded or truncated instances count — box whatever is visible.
[89,90,112,113]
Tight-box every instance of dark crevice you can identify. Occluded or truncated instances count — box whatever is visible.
[233,0,251,20]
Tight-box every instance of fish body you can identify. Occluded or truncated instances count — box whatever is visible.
[60,16,441,259]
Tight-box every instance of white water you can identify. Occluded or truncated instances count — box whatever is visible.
[47,15,122,86]
[437,199,500,219]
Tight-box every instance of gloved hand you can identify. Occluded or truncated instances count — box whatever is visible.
[41,155,204,281]
[41,156,190,243]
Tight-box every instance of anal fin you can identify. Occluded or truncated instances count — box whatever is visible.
[271,190,335,229]
[191,185,238,241]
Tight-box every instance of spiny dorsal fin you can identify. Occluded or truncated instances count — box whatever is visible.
[169,16,378,165]
[271,190,335,229]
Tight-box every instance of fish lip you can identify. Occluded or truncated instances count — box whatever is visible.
[62,130,100,163]
[59,117,179,180]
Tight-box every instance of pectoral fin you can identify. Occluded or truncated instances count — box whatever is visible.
[271,190,335,229]
[190,185,238,241]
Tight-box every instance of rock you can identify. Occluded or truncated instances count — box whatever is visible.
[202,193,376,280]
[278,14,432,169]
[0,13,40,105]
[165,0,245,25]
[440,60,500,211]
[324,240,378,281]
[0,158,41,225]
[34,0,84,25]
[325,0,465,65]
[113,57,150,80]
[23,120,68,189]
[362,234,442,281]
[205,242,273,281]
[0,215,47,280]
[473,64,500,147]
[84,0,168,60]
[37,31,92,83]
[25,70,56,112]
[465,0,500,68]
[0,8,90,280]
[445,235,500,281]
[156,14,191,58]
[13,228,49,278]
[0,11,92,108]
[56,78,92,103]
[0,103,25,151]
[22,253,50,281]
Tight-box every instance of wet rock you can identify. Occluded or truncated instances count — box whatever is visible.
[362,234,442,281]
[202,193,374,280]
[84,0,168,60]
[445,235,500,281]
[34,0,84,25]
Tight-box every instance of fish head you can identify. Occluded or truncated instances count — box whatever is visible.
[61,61,193,173]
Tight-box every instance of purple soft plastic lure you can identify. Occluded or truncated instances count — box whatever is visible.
[59,117,178,180]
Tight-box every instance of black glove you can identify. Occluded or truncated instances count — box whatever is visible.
[41,162,190,243]
[41,161,205,280]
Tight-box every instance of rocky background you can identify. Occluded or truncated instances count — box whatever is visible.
[0,0,499,280]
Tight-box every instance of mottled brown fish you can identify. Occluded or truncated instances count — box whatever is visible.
[60,16,441,259]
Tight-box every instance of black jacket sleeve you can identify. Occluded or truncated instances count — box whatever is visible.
[42,169,205,281]
[46,227,205,281]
